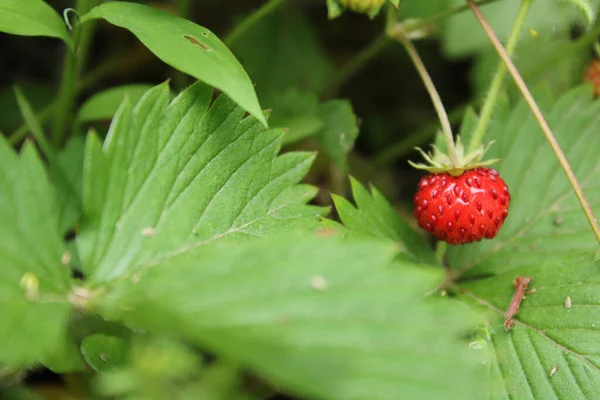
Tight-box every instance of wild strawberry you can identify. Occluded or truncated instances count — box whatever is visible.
[409,137,511,245]
[583,58,600,98]
[413,168,510,245]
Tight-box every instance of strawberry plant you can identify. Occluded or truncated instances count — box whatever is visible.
[1,0,600,399]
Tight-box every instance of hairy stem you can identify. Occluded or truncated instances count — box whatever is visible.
[51,0,97,147]
[468,0,531,153]
[467,0,600,244]
[225,0,286,47]
[391,28,459,166]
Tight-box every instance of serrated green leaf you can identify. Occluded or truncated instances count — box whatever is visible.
[0,137,71,365]
[316,99,359,171]
[452,86,600,398]
[450,85,599,274]
[78,82,325,285]
[333,178,436,263]
[460,255,600,399]
[76,84,157,125]
[80,2,266,126]
[81,334,127,372]
[52,136,84,235]
[92,234,485,400]
[0,0,71,45]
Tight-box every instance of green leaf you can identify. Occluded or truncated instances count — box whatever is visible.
[460,254,600,399]
[268,90,360,171]
[451,86,600,397]
[92,234,485,400]
[53,136,84,235]
[40,332,84,373]
[2,387,45,400]
[230,11,334,105]
[268,88,324,145]
[450,85,600,273]
[443,0,579,57]
[76,84,157,125]
[81,334,127,372]
[332,177,436,263]
[473,30,590,101]
[316,100,359,171]
[78,82,325,285]
[80,2,266,126]
[0,0,70,45]
[0,137,71,365]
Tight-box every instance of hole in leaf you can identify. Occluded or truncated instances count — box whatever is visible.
[183,35,210,51]
[201,31,209,37]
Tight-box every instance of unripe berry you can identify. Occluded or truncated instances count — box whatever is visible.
[339,0,386,14]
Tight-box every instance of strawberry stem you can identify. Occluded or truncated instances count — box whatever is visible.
[468,0,532,154]
[390,27,460,167]
[467,0,600,244]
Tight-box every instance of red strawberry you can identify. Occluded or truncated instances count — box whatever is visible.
[414,168,510,245]
[583,58,600,98]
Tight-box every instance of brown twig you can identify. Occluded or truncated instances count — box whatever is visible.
[467,0,600,245]
[504,276,532,330]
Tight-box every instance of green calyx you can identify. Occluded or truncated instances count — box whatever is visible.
[408,136,500,177]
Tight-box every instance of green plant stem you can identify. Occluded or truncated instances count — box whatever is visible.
[467,0,600,244]
[413,0,500,30]
[392,28,459,166]
[14,87,55,161]
[324,34,390,98]
[173,0,191,91]
[435,241,447,264]
[225,0,286,47]
[468,0,531,153]
[51,0,96,147]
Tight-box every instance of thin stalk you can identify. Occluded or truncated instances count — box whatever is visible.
[468,0,531,153]
[404,0,501,37]
[8,104,54,145]
[467,0,600,244]
[225,0,286,47]
[51,0,96,146]
[14,87,55,160]
[436,241,448,264]
[323,34,389,98]
[392,29,459,166]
